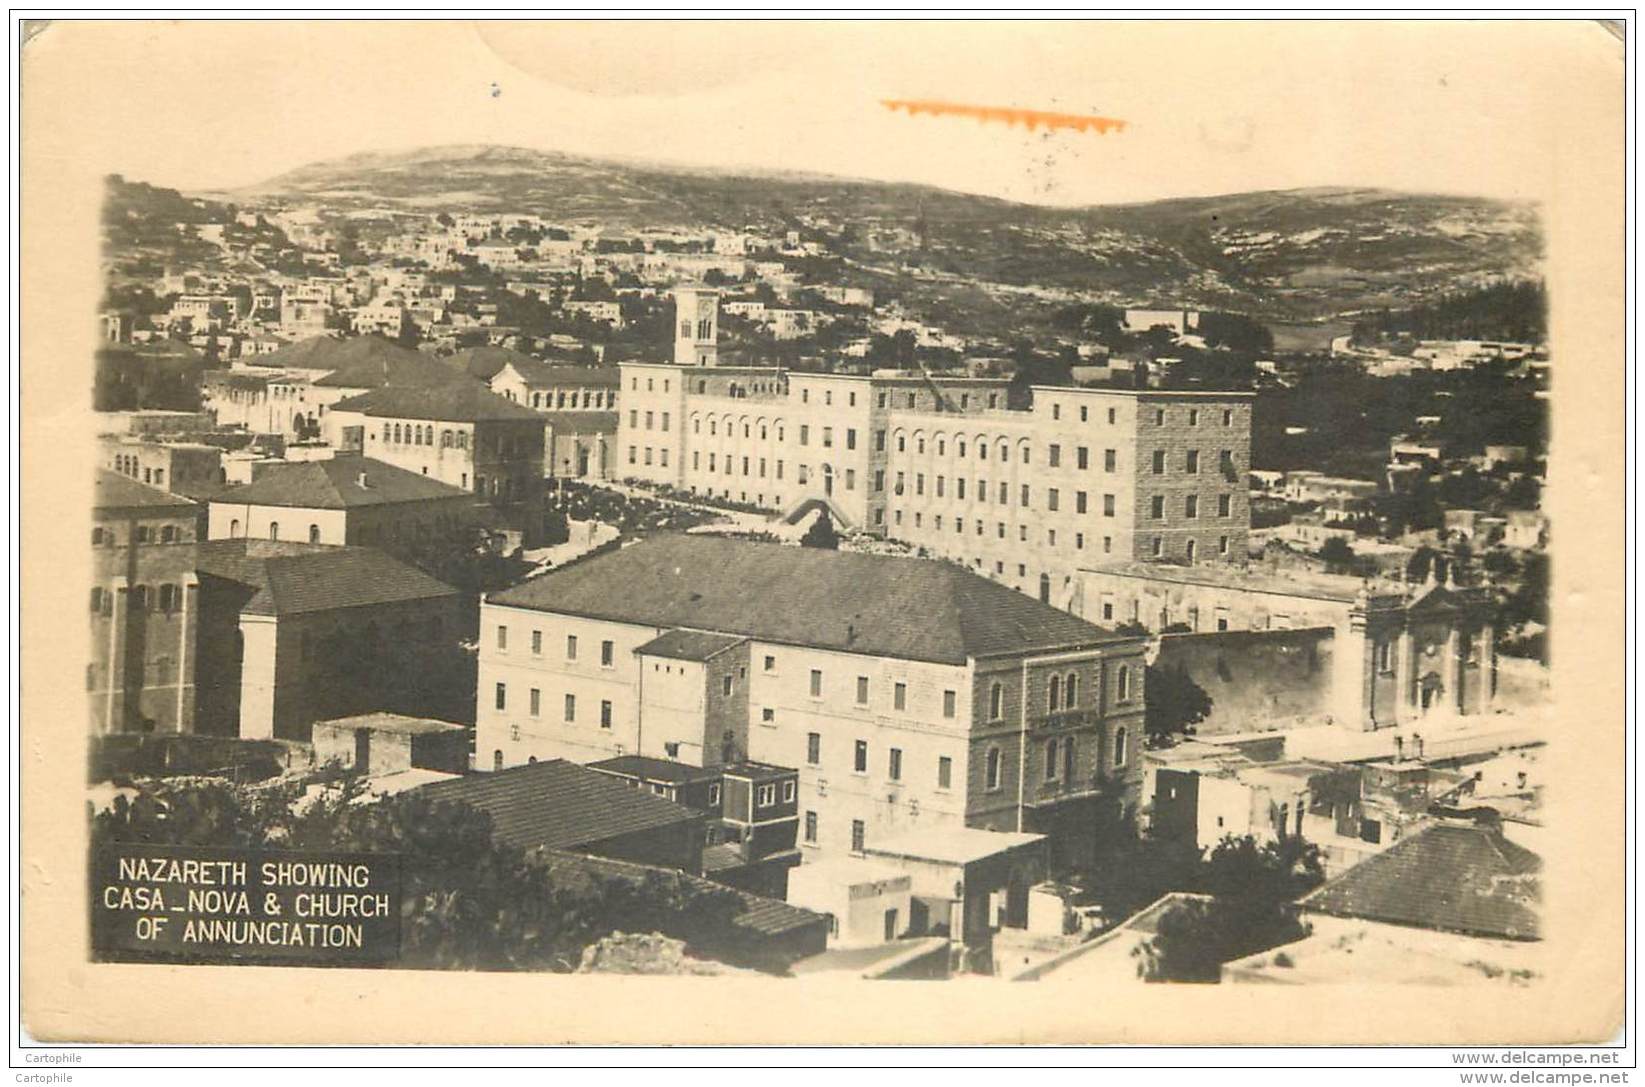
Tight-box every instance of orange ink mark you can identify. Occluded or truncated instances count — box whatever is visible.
[880,99,1127,135]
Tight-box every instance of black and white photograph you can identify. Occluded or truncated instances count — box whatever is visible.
[13,15,1630,1055]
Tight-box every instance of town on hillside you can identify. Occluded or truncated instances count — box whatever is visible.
[90,160,1549,984]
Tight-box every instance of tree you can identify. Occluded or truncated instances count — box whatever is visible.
[1144,663,1213,746]
[1318,536,1356,573]
[800,509,840,550]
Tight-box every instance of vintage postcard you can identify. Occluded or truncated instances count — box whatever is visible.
[15,17,1629,1049]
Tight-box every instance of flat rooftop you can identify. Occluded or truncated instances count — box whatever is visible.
[864,826,1045,866]
[315,713,466,736]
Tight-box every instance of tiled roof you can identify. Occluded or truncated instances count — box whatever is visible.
[504,357,621,388]
[330,382,543,423]
[488,534,1133,666]
[195,539,457,616]
[93,469,199,512]
[209,456,468,510]
[588,755,718,784]
[635,629,748,662]
[416,759,702,852]
[271,335,465,389]
[1302,821,1541,940]
[536,850,827,940]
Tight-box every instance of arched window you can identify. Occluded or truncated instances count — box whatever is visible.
[1039,572,1051,604]
[269,522,280,541]
[308,524,321,543]
[1063,736,1076,780]
[1117,665,1131,702]
[1048,675,1061,712]
[229,519,240,538]
[493,750,504,771]
[989,681,1004,720]
[1114,727,1128,768]
[393,424,403,444]
[1044,737,1059,782]
[985,746,1002,791]
[1065,672,1078,708]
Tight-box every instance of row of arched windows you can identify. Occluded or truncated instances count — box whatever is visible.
[91,524,183,546]
[90,583,184,614]
[224,520,321,543]
[980,726,1129,792]
[892,428,1030,467]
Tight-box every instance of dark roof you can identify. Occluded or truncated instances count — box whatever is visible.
[196,539,458,616]
[416,759,703,852]
[209,456,468,510]
[536,850,826,940]
[330,382,543,423]
[444,346,528,382]
[93,469,199,512]
[588,755,719,784]
[502,357,621,387]
[635,629,748,662]
[1302,821,1541,940]
[488,534,1132,666]
[541,411,619,435]
[262,335,464,389]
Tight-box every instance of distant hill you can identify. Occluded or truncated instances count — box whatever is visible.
[217,144,1543,324]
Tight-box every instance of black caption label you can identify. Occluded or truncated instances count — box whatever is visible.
[92,844,401,965]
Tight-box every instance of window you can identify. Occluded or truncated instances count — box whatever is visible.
[985,747,1002,791]
[989,681,1004,720]
[1185,495,1199,519]
[1223,409,1234,426]
[807,732,821,765]
[1218,493,1232,518]
[1188,408,1200,427]
[782,780,796,803]
[1114,727,1128,767]
[943,690,956,718]
[1151,495,1165,519]
[497,625,508,651]
[601,640,614,666]
[722,674,734,697]
[938,756,953,790]
[1152,450,1166,474]
[308,524,321,543]
[804,812,818,844]
[1021,484,1031,507]
[1052,403,1061,420]
[809,669,822,697]
[893,682,907,711]
[1077,446,1089,470]
[757,783,776,807]
[1045,737,1060,782]
[1377,640,1394,674]
[566,635,577,660]
[89,587,103,613]
[493,750,504,771]
[494,682,507,711]
[854,740,868,773]
[851,820,866,854]
[1155,408,1166,426]
[532,630,542,655]
[1117,666,1132,701]
[855,676,869,705]
[1048,444,1061,468]
[1186,539,1198,562]
[564,694,577,722]
[1048,674,1062,712]
[1076,491,1088,514]
[889,748,903,781]
[91,527,105,546]
[761,707,776,725]
[1063,736,1076,780]
[529,688,541,716]
[1048,489,1059,512]
[1104,449,1117,472]
[709,783,722,806]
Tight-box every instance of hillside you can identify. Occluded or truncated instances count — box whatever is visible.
[220,145,1543,324]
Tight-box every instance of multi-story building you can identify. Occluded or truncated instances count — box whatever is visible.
[101,436,224,498]
[205,454,476,559]
[90,471,203,735]
[616,287,1253,604]
[476,533,1147,869]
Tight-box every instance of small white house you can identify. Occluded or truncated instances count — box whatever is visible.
[786,857,912,948]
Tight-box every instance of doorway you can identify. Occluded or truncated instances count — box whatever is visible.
[883,908,899,942]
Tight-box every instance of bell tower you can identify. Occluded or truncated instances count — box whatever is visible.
[672,285,720,367]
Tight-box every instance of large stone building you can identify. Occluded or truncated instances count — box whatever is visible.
[476,533,1147,869]
[89,471,204,735]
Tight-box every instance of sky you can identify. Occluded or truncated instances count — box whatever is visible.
[25,19,1622,207]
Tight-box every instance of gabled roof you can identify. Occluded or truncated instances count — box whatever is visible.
[195,539,457,616]
[209,456,468,510]
[635,630,748,662]
[259,335,464,389]
[500,357,620,388]
[487,534,1133,666]
[330,382,543,423]
[1302,821,1541,940]
[416,759,703,852]
[93,469,199,512]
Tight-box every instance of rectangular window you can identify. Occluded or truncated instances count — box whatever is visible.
[1104,448,1117,471]
[938,756,953,790]
[1076,491,1088,514]
[1186,450,1200,474]
[763,655,776,672]
[783,780,796,803]
[893,682,907,710]
[876,430,886,451]
[1077,446,1089,470]
[846,428,857,450]
[601,640,614,666]
[600,700,612,728]
[496,625,508,650]
[1188,408,1200,426]
[761,706,775,724]
[804,811,818,843]
[943,689,956,718]
[564,694,576,722]
[757,783,775,807]
[1103,493,1115,517]
[566,635,577,660]
[889,748,903,781]
[494,682,506,711]
[529,688,541,716]
[799,425,809,445]
[856,676,869,705]
[1048,444,1061,468]
[722,674,734,697]
[822,427,833,448]
[1152,495,1165,519]
[1021,483,1031,507]
[1219,494,1232,517]
[1048,489,1060,512]
[1223,409,1234,426]
[810,669,823,697]
[1152,450,1166,474]
[807,732,821,764]
[851,820,866,854]
[1185,495,1199,519]
[854,740,868,773]
[1155,408,1166,426]
[532,630,542,655]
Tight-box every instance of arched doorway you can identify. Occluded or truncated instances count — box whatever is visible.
[822,463,835,497]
